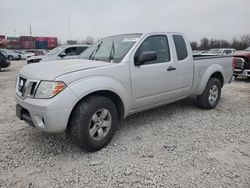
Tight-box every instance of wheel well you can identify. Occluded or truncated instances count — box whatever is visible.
[210,72,224,86]
[70,90,125,122]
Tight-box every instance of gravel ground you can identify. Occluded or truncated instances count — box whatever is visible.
[0,61,249,188]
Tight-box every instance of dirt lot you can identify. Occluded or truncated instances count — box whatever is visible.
[0,61,249,188]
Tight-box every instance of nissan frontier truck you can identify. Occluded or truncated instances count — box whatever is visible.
[16,32,233,151]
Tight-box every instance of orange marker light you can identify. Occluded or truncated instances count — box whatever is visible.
[52,82,66,95]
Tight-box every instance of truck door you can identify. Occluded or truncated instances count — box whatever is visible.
[130,35,178,110]
[172,35,193,96]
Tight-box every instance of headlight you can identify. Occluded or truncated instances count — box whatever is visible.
[35,81,66,99]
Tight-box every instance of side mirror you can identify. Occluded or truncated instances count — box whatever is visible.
[59,52,66,58]
[135,51,157,66]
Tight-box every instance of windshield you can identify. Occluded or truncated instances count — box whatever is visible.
[80,34,142,63]
[45,46,64,57]
[245,47,250,51]
[207,49,223,55]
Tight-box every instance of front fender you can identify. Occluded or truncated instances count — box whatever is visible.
[197,64,224,95]
[68,76,131,116]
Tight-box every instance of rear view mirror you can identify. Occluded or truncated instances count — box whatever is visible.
[135,51,157,66]
[59,52,66,58]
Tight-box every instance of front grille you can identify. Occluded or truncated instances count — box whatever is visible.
[17,76,27,94]
[16,76,38,98]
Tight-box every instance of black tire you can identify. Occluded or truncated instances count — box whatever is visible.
[197,78,221,109]
[8,56,13,61]
[68,95,118,151]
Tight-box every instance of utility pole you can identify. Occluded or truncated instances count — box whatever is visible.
[13,29,16,37]
[29,24,33,49]
[68,18,72,40]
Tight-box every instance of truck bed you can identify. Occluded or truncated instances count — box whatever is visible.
[190,55,233,96]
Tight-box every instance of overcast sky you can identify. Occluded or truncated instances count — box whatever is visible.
[1,0,249,42]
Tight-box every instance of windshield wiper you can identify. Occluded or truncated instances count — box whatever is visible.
[89,41,103,60]
[109,40,115,63]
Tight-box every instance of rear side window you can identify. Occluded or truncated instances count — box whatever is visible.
[224,50,232,55]
[173,35,188,61]
[76,47,88,55]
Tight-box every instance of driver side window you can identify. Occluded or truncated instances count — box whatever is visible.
[134,35,170,65]
[65,47,77,56]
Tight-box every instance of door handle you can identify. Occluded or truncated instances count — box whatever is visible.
[167,66,176,71]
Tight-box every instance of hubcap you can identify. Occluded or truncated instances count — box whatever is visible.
[89,109,112,141]
[208,85,218,104]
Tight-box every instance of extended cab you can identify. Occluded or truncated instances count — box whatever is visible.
[15,32,233,151]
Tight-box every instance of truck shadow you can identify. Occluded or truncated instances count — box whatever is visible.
[117,97,200,134]
[234,77,250,83]
[25,97,200,156]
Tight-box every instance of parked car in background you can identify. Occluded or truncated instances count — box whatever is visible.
[16,32,233,151]
[0,49,21,60]
[200,48,236,56]
[193,50,206,56]
[233,47,250,79]
[14,51,35,60]
[0,52,11,70]
[192,50,203,56]
[245,47,250,51]
[27,44,90,64]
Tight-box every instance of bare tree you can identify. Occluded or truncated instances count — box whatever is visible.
[190,41,198,50]
[86,36,94,45]
[240,34,250,49]
[200,37,209,50]
[190,34,250,50]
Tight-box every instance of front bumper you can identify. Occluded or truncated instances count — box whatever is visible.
[0,61,11,68]
[233,69,250,77]
[15,87,79,133]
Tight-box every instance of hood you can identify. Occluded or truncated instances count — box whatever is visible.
[19,59,111,80]
[27,55,44,61]
[233,51,250,58]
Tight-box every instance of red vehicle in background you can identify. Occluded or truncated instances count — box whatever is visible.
[25,49,47,56]
[233,47,250,79]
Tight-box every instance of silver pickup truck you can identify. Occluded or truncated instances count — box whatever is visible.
[16,32,233,151]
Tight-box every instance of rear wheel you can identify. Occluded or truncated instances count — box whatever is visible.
[197,78,221,109]
[8,56,13,61]
[68,95,118,151]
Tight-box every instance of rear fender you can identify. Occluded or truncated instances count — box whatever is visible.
[197,64,224,95]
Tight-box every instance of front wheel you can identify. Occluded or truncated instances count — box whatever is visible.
[197,78,222,109]
[68,95,118,151]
